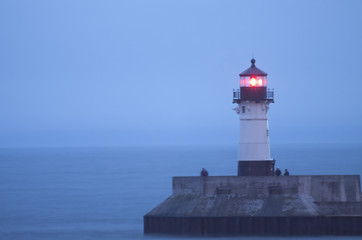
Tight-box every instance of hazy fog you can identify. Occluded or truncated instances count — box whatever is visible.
[1,0,361,147]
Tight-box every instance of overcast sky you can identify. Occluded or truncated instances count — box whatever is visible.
[1,0,361,147]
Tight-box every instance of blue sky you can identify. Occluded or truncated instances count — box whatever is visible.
[1,0,361,147]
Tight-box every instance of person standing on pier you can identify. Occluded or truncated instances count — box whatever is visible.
[201,168,208,176]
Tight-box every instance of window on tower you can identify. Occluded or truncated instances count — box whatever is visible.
[242,106,245,113]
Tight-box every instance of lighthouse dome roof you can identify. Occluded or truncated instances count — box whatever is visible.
[239,58,268,77]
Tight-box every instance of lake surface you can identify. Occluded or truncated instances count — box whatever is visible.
[0,144,361,240]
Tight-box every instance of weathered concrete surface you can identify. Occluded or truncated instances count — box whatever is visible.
[172,175,361,202]
[144,175,362,235]
[147,176,362,217]
[146,193,320,217]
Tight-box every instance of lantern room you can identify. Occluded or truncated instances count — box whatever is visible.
[240,76,267,87]
[233,58,274,103]
[239,58,268,87]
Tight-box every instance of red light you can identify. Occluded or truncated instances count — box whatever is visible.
[250,77,257,87]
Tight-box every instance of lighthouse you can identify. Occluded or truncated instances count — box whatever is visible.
[145,59,362,236]
[233,59,275,176]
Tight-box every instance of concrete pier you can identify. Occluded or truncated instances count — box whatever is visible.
[144,175,362,236]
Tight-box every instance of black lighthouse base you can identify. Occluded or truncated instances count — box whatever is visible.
[238,160,275,176]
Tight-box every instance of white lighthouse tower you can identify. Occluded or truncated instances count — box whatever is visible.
[233,59,275,176]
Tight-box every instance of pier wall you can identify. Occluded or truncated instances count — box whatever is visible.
[144,216,362,236]
[172,175,361,202]
[145,175,362,236]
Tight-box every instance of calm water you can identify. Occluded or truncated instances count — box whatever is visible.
[0,144,361,240]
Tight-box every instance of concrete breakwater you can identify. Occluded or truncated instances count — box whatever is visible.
[144,175,362,236]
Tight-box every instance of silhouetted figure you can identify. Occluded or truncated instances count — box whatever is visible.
[284,169,290,176]
[201,168,208,177]
[275,168,281,176]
